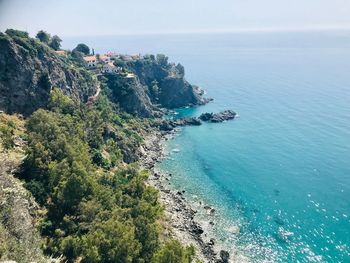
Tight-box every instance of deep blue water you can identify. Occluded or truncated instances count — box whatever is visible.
[64,31,350,262]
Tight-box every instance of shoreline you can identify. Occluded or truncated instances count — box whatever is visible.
[141,128,229,263]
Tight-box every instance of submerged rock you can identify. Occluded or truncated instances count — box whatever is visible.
[227,225,240,235]
[276,227,294,243]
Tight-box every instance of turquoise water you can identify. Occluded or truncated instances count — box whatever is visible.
[64,31,350,262]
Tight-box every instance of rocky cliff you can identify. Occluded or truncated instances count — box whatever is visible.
[0,31,97,116]
[105,74,161,118]
[126,56,209,109]
[104,56,209,117]
[0,30,207,118]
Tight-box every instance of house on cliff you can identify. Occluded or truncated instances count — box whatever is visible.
[101,62,122,74]
[99,54,110,63]
[83,55,97,68]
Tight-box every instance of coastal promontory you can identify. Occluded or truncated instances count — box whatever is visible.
[0,29,227,263]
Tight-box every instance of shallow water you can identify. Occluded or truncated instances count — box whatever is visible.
[64,31,350,262]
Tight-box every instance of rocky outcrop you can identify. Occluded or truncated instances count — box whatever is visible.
[0,32,97,116]
[158,77,208,108]
[126,57,210,109]
[159,110,237,131]
[0,31,207,118]
[199,110,237,122]
[174,117,202,126]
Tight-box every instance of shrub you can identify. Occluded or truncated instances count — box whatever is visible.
[5,29,29,38]
[152,240,195,263]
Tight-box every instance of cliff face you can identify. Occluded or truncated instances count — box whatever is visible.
[104,58,208,117]
[126,57,208,109]
[0,32,97,116]
[0,31,207,119]
[105,74,160,118]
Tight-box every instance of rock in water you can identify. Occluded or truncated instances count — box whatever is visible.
[199,110,237,123]
[198,112,214,121]
[174,117,202,126]
[191,223,204,235]
[219,250,230,263]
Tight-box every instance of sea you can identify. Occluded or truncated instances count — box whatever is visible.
[63,31,350,262]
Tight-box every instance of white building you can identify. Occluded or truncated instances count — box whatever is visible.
[102,62,122,74]
[83,55,97,68]
[99,54,110,63]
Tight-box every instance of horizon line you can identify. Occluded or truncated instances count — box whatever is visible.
[2,25,350,38]
[58,25,350,38]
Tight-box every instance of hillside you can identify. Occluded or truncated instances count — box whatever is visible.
[0,30,98,116]
[0,30,207,118]
[0,30,208,263]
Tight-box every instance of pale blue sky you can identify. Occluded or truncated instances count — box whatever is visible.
[1,0,350,36]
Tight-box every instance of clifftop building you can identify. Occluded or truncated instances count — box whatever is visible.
[83,55,97,68]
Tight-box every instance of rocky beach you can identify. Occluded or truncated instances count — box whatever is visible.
[141,128,233,263]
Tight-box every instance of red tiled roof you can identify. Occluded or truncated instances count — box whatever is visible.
[83,55,97,62]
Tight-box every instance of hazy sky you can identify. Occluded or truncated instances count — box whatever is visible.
[1,0,350,36]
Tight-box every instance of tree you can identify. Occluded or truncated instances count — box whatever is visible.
[152,240,195,263]
[156,54,168,66]
[176,63,185,77]
[20,91,199,262]
[36,30,51,44]
[48,88,76,115]
[73,43,90,55]
[0,125,14,150]
[150,80,160,102]
[49,35,62,50]
[71,49,85,65]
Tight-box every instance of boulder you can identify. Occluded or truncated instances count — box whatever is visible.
[219,250,230,263]
[191,223,204,235]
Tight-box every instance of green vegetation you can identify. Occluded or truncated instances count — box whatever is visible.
[14,89,194,262]
[36,30,51,44]
[73,43,90,55]
[176,63,185,77]
[0,114,25,151]
[0,114,47,263]
[152,240,196,263]
[156,54,168,66]
[0,29,202,262]
[49,35,62,50]
[35,30,61,50]
[5,29,29,38]
[150,80,160,102]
